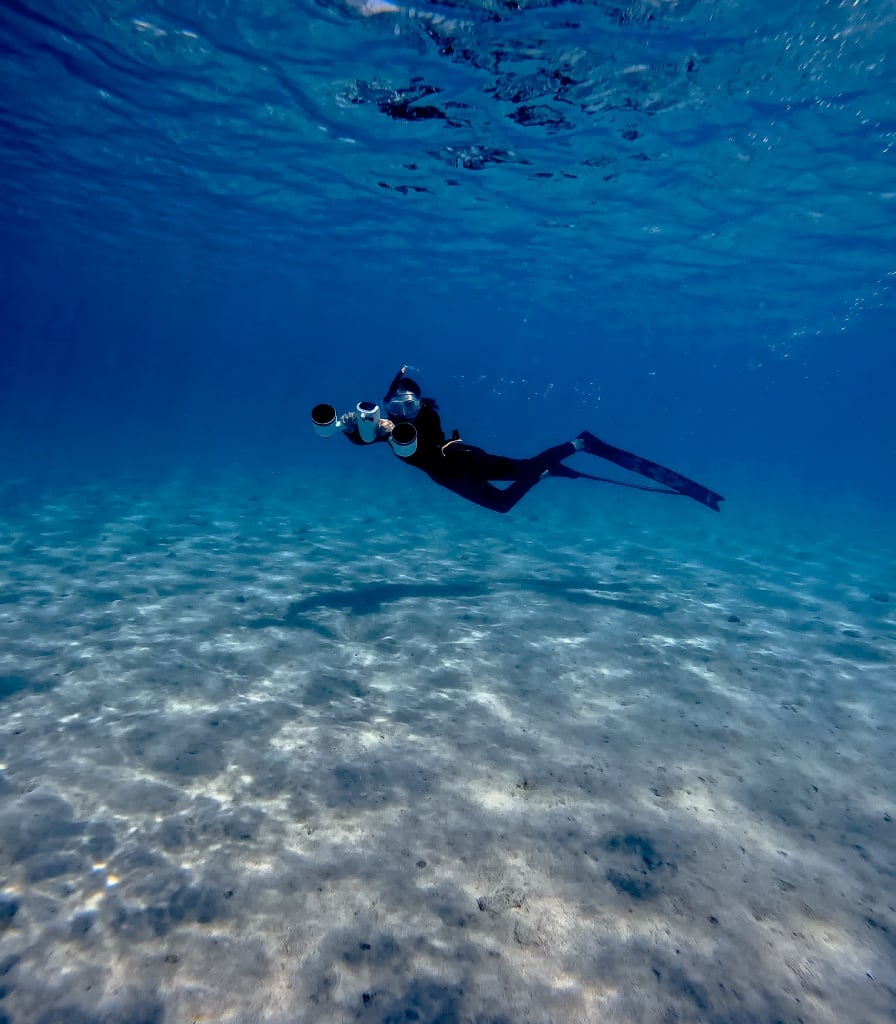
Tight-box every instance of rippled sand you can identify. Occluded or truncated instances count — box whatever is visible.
[0,474,893,1023]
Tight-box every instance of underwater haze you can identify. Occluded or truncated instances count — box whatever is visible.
[1,1,895,1023]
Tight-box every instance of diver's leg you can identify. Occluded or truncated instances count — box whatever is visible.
[577,431,724,511]
[528,441,578,476]
[435,442,578,511]
[459,441,577,481]
[448,448,530,481]
[453,441,580,510]
[438,475,543,514]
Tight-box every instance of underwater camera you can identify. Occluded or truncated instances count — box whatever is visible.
[388,420,417,458]
[311,401,388,444]
[310,401,380,442]
[311,403,342,437]
[311,401,416,455]
[355,401,381,443]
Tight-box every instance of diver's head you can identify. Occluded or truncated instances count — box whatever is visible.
[384,378,422,420]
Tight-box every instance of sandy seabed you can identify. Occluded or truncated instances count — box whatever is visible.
[0,471,893,1024]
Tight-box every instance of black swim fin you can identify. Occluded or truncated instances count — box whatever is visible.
[577,431,724,511]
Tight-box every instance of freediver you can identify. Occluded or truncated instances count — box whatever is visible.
[311,366,724,514]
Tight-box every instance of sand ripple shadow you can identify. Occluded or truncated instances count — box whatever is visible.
[244,575,672,635]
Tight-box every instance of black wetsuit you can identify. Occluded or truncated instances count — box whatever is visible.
[344,370,724,514]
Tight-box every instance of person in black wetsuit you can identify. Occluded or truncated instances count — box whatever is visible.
[314,366,724,514]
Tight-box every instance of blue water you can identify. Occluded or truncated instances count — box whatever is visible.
[1,3,896,1023]
[2,0,894,512]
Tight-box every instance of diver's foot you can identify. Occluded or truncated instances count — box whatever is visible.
[347,0,400,14]
[577,430,724,511]
[542,463,580,480]
[576,430,604,454]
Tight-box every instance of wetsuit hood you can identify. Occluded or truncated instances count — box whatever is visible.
[384,378,422,420]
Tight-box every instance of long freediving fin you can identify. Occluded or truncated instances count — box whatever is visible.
[577,431,724,511]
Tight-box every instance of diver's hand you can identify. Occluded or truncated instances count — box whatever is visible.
[379,419,395,433]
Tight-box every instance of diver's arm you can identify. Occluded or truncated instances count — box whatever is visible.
[385,365,409,395]
[342,413,393,445]
[341,412,363,445]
